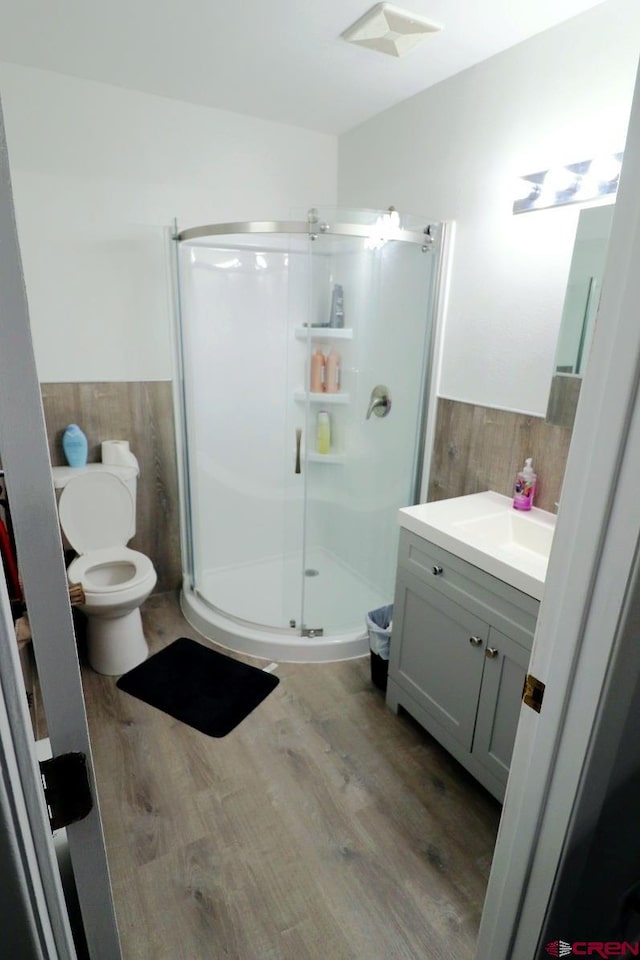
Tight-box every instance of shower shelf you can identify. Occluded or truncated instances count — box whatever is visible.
[294,390,350,404]
[305,451,345,464]
[295,327,353,341]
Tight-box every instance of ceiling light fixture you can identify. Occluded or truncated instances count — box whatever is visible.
[342,3,443,58]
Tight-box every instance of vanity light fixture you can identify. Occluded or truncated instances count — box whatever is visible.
[513,152,623,214]
[342,3,443,58]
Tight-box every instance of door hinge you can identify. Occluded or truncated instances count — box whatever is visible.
[39,752,93,832]
[522,674,545,714]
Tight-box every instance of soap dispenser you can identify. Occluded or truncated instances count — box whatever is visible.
[513,458,537,511]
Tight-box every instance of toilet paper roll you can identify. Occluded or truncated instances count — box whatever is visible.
[101,440,139,473]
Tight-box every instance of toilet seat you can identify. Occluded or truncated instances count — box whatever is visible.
[68,547,155,594]
[67,549,157,613]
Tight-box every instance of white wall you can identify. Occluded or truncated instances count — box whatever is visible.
[337,0,640,416]
[0,62,337,382]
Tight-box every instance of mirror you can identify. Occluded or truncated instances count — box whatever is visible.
[546,203,615,428]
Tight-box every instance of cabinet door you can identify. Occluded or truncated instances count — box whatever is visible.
[390,570,489,750]
[473,626,531,790]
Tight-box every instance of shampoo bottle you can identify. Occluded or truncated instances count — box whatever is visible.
[329,284,344,328]
[513,458,537,511]
[325,349,341,393]
[317,411,331,454]
[62,424,88,468]
[310,349,325,393]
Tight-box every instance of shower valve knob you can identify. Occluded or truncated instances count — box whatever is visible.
[366,385,392,419]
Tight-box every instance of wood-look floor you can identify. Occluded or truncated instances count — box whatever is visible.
[80,593,501,960]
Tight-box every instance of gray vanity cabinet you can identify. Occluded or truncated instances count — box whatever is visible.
[386,529,539,802]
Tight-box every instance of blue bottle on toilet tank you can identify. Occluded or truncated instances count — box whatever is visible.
[62,424,88,467]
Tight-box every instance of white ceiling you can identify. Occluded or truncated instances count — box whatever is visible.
[0,0,608,135]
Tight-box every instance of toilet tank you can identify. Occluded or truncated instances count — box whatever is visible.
[51,463,139,542]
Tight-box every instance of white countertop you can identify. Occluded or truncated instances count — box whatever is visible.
[399,491,556,600]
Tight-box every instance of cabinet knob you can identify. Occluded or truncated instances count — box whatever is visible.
[432,565,443,575]
[485,646,499,659]
[469,636,483,647]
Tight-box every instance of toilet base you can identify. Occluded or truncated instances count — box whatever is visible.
[86,608,149,676]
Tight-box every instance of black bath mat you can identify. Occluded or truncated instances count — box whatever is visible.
[116,637,279,737]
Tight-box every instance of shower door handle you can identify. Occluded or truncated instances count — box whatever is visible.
[295,428,302,474]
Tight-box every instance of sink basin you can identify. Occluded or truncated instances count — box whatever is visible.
[452,509,554,559]
[398,491,556,599]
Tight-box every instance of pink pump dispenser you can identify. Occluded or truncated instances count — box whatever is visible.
[513,458,537,511]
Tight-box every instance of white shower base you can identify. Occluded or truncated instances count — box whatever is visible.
[180,548,387,662]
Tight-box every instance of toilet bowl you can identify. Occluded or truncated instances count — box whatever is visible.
[54,465,157,675]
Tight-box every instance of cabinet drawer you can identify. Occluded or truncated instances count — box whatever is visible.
[397,528,539,649]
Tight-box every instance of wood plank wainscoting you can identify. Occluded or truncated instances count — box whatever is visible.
[40,381,181,592]
[428,398,573,513]
[39,389,572,592]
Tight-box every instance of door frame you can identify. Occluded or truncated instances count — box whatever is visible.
[0,97,121,958]
[0,568,77,960]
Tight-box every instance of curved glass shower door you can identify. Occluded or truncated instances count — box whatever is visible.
[178,232,306,630]
[298,216,438,634]
[176,211,442,647]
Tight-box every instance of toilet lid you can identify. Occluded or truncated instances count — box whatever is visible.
[58,472,134,553]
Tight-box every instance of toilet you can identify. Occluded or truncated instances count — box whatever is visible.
[52,463,157,676]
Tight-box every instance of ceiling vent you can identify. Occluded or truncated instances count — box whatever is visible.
[342,3,442,58]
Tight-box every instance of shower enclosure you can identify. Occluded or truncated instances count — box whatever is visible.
[174,208,444,661]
